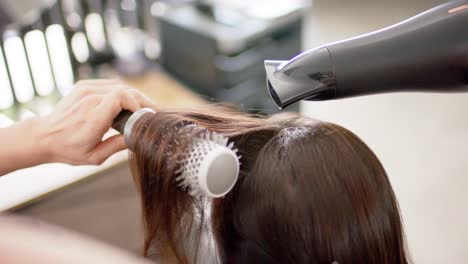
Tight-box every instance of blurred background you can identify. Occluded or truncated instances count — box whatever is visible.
[0,0,466,263]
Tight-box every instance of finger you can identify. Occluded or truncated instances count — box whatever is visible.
[58,86,113,107]
[74,84,129,99]
[128,89,157,110]
[76,79,122,86]
[115,89,141,112]
[78,94,103,108]
[87,135,126,165]
[94,90,141,126]
[124,91,142,112]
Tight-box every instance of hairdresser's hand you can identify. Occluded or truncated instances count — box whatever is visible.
[0,79,156,175]
[38,80,156,165]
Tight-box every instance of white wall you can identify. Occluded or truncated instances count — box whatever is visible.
[301,1,468,263]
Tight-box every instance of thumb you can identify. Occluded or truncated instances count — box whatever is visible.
[87,135,126,165]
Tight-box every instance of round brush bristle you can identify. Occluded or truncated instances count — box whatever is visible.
[176,131,240,198]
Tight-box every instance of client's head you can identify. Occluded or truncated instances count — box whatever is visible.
[129,108,409,264]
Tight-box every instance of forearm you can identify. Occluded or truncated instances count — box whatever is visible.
[0,81,153,175]
[0,117,48,176]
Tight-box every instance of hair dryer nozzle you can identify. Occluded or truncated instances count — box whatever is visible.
[265,47,337,109]
[265,60,288,108]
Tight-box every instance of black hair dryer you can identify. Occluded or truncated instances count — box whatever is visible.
[265,1,468,109]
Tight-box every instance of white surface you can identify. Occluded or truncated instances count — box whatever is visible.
[0,121,128,212]
[0,150,127,212]
[301,1,466,263]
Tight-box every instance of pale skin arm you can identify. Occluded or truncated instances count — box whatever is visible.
[0,79,155,176]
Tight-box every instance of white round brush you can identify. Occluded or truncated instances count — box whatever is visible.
[113,108,240,198]
[176,131,240,198]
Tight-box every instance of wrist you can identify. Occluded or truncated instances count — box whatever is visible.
[18,117,53,166]
[29,116,55,164]
[0,117,52,175]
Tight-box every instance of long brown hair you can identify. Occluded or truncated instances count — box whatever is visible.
[129,107,409,264]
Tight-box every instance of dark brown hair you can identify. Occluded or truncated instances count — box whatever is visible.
[129,107,409,264]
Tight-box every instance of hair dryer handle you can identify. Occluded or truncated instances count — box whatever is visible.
[328,0,468,99]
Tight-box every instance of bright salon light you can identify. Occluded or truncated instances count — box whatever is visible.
[109,28,139,58]
[67,12,82,29]
[151,1,169,17]
[0,114,14,128]
[18,109,37,121]
[4,36,35,103]
[37,102,54,116]
[24,30,55,97]
[121,0,136,11]
[0,46,14,109]
[85,13,107,52]
[62,0,82,28]
[246,1,305,19]
[46,24,74,96]
[71,32,90,63]
[144,38,161,60]
[105,10,138,58]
